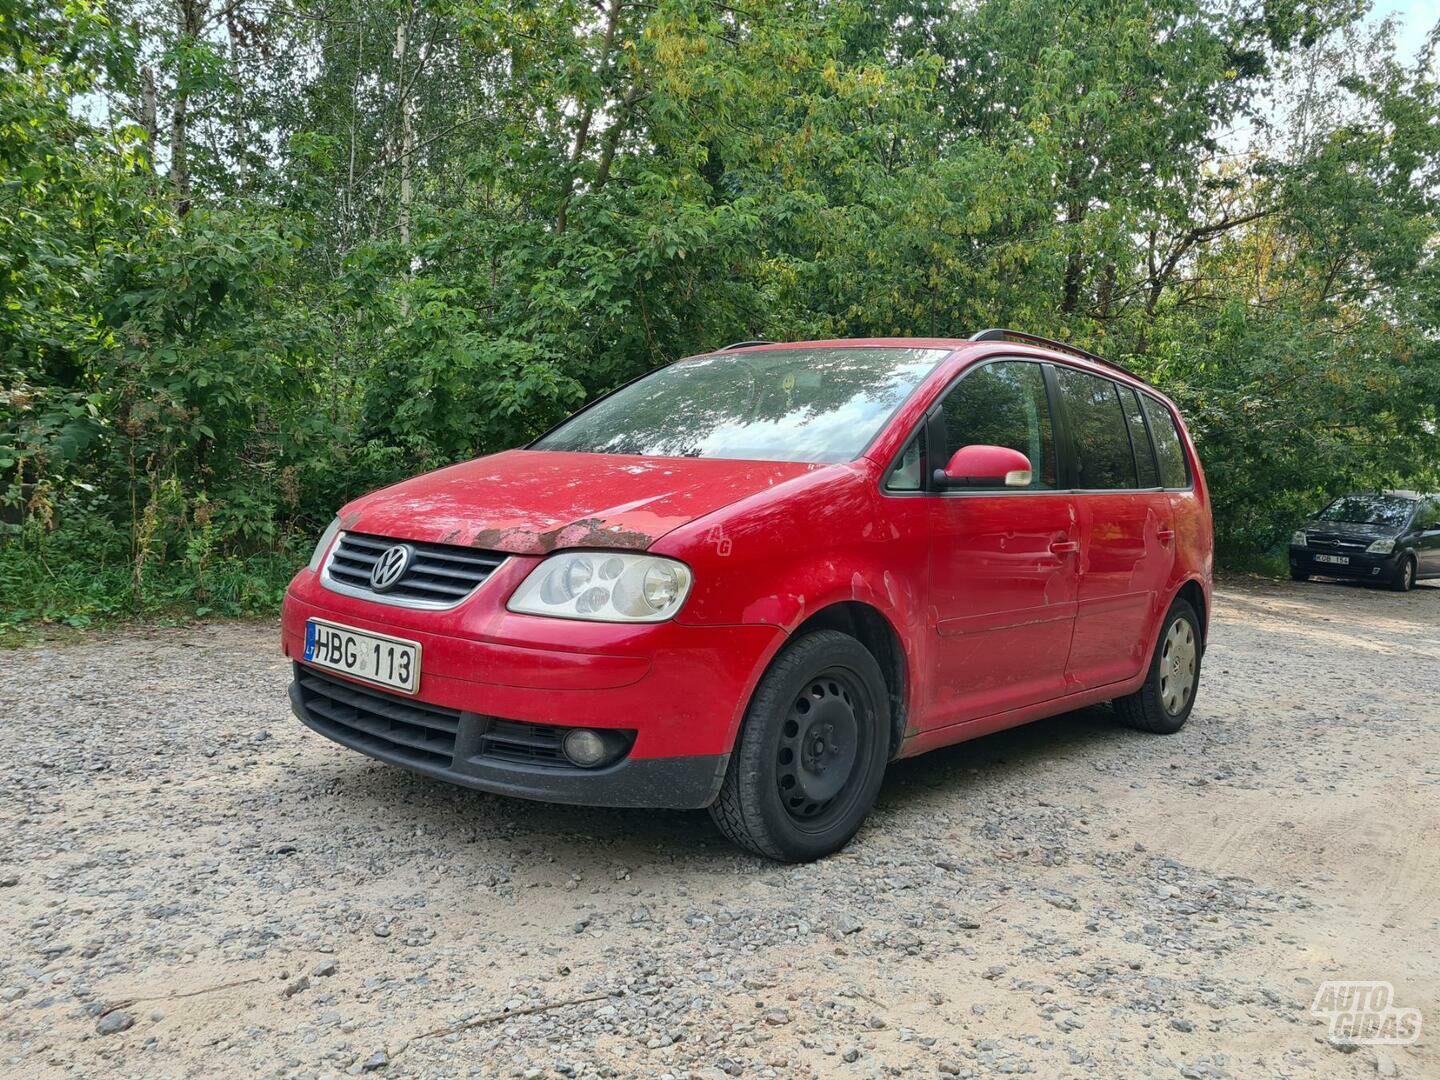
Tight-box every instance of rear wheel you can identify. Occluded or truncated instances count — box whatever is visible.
[709,630,889,862]
[1389,556,1416,593]
[1289,570,1310,582]
[1114,598,1202,735]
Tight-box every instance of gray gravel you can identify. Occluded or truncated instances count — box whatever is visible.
[2,577,1437,1078]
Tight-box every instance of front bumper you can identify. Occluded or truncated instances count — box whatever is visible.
[288,669,729,808]
[1288,546,1398,581]
[281,569,785,808]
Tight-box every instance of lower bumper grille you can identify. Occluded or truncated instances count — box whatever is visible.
[478,720,569,766]
[295,667,461,766]
[292,665,633,771]
[1294,554,1388,577]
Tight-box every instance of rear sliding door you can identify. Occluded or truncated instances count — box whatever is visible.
[1052,368,1176,690]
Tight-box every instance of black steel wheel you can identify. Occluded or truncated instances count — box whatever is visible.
[776,670,865,826]
[709,630,890,862]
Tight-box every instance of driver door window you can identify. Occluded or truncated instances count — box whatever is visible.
[933,361,1057,489]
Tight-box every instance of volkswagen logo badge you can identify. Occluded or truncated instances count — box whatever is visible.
[369,544,413,592]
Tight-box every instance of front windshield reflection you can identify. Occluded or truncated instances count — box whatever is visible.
[1316,495,1414,528]
[534,348,947,463]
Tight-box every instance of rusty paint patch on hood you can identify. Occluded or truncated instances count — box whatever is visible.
[338,449,824,555]
[471,518,655,554]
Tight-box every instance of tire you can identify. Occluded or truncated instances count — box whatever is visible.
[709,630,890,862]
[1289,571,1310,582]
[1114,598,1202,735]
[1389,556,1416,593]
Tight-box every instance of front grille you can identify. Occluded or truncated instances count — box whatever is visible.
[324,532,506,607]
[1307,533,1373,553]
[296,666,461,766]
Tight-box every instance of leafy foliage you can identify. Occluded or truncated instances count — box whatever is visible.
[2,0,1438,627]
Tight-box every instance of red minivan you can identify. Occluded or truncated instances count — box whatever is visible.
[282,331,1212,861]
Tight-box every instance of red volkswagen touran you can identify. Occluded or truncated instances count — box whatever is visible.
[283,332,1212,861]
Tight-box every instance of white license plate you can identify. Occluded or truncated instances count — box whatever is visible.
[304,619,420,693]
[1314,554,1350,565]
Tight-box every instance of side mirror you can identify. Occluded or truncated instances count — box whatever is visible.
[933,444,1033,489]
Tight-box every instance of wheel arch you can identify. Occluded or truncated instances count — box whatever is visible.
[791,601,909,759]
[1173,578,1209,647]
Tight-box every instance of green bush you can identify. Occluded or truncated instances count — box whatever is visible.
[0,504,299,634]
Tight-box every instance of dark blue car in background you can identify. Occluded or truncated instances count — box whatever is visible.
[1289,491,1440,592]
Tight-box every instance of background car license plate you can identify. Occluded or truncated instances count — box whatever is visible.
[304,619,420,693]
[1315,554,1349,565]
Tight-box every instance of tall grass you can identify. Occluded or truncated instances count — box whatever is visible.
[0,513,300,639]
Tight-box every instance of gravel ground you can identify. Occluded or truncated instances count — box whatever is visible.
[2,577,1438,1079]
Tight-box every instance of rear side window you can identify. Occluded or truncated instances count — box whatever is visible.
[1120,387,1160,487]
[1141,395,1190,488]
[934,361,1057,489]
[1054,368,1137,489]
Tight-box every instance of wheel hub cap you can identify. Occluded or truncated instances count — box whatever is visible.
[1158,617,1197,716]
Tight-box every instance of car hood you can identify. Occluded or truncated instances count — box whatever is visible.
[339,449,833,554]
[1302,520,1404,541]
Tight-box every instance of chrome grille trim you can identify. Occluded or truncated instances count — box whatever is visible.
[320,531,508,610]
[1306,533,1373,553]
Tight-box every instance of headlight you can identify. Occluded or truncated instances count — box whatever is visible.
[307,517,342,572]
[1291,530,1308,547]
[508,552,693,622]
[1366,538,1396,554]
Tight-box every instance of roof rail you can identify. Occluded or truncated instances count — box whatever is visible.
[721,339,774,351]
[968,328,1142,381]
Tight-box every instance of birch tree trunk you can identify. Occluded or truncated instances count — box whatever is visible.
[170,0,203,214]
[396,7,413,255]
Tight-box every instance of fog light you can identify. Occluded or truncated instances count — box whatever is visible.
[562,729,613,768]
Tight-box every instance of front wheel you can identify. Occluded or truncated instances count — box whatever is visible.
[1389,556,1416,593]
[709,630,890,862]
[1114,598,1202,735]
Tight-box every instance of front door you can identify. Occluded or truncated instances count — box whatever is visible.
[925,359,1080,728]
[1419,498,1440,577]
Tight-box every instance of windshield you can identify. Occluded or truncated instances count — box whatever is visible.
[1315,494,1415,528]
[533,347,947,463]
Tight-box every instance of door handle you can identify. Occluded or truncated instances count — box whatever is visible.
[1050,539,1079,555]
[1157,527,1176,543]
